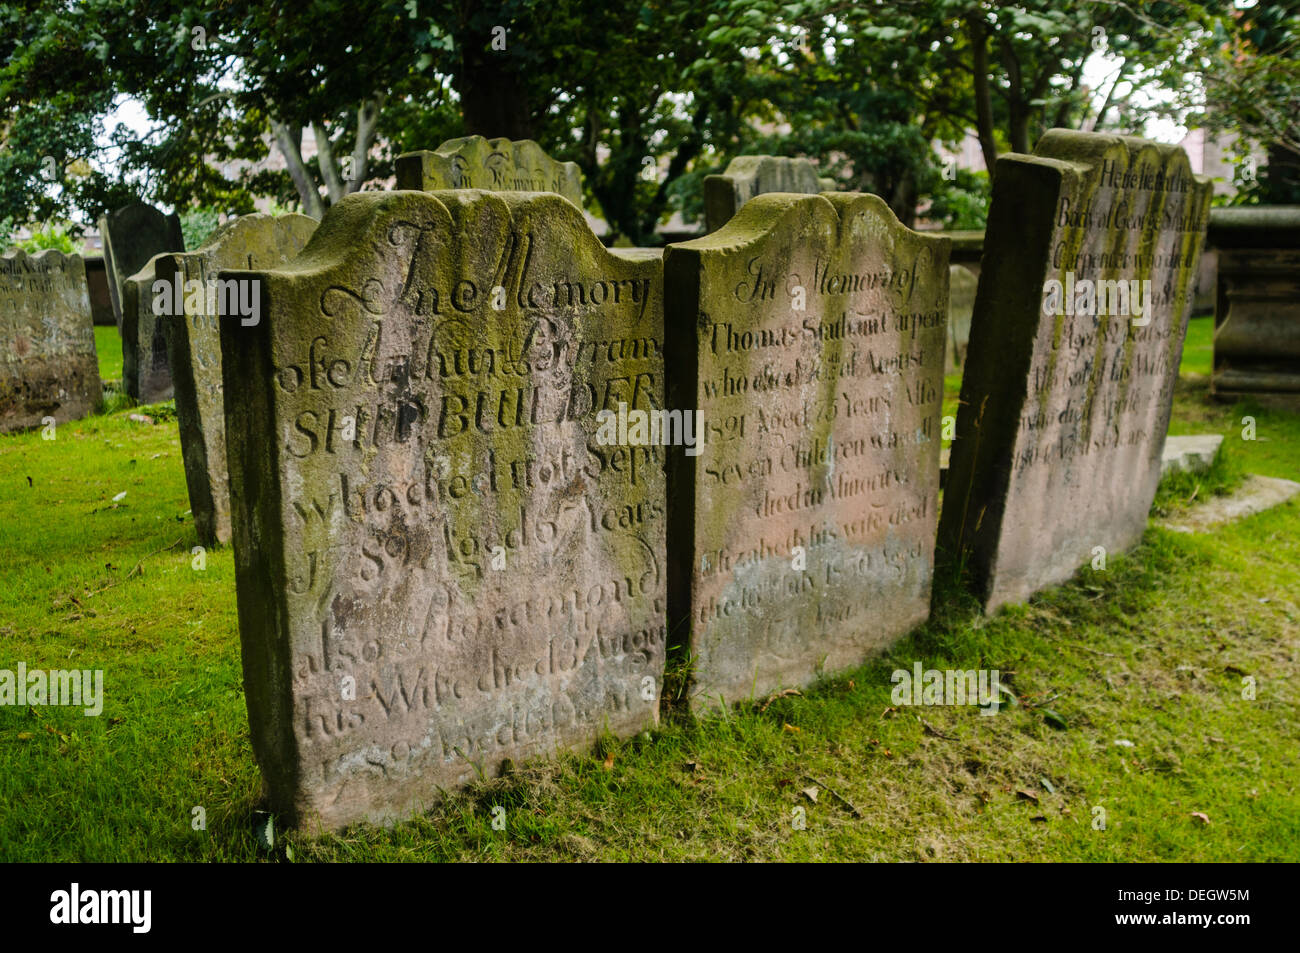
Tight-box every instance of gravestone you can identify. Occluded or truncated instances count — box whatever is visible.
[99,201,184,329]
[1207,206,1300,402]
[0,249,102,432]
[937,130,1213,612]
[946,265,977,373]
[395,136,585,209]
[162,213,318,547]
[664,193,949,712]
[120,262,174,402]
[221,189,666,831]
[84,257,116,326]
[704,156,823,234]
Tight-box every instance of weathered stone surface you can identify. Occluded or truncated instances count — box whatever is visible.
[938,130,1212,612]
[1159,474,1300,533]
[161,213,318,547]
[1160,434,1222,476]
[99,200,184,329]
[395,136,585,209]
[221,189,665,830]
[84,257,116,327]
[704,156,823,234]
[1207,206,1300,399]
[121,261,174,403]
[0,250,102,432]
[946,265,977,372]
[665,193,949,712]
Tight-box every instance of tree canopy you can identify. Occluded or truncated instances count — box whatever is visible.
[1,0,1296,242]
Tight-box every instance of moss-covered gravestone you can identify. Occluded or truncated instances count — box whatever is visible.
[99,200,184,330]
[703,156,823,234]
[665,193,949,712]
[221,189,665,830]
[395,136,585,209]
[120,262,175,403]
[0,250,102,432]
[938,130,1212,612]
[160,213,318,547]
[947,265,978,372]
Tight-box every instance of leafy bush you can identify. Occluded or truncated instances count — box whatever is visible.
[16,221,79,254]
[180,206,222,249]
[927,168,990,231]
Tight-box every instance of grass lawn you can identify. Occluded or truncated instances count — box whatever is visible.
[94,325,123,387]
[0,314,1296,861]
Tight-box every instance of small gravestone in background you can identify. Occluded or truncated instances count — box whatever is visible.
[395,136,585,209]
[946,265,977,373]
[0,249,102,432]
[84,257,117,327]
[161,212,318,547]
[1207,206,1300,403]
[665,193,949,712]
[220,189,665,831]
[703,156,823,234]
[938,130,1212,613]
[120,261,175,403]
[99,200,184,330]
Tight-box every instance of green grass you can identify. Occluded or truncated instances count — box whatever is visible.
[94,325,123,386]
[0,314,1296,861]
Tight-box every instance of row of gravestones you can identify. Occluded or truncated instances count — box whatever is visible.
[0,130,1223,834]
[198,128,1210,831]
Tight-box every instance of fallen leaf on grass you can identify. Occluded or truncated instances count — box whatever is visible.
[1040,708,1068,730]
[801,787,819,804]
[782,723,801,734]
[1016,789,1040,804]
[1191,812,1210,825]
[112,491,126,502]
[1114,739,1135,747]
[16,732,32,741]
[1039,776,1057,794]
[127,414,154,425]
[602,751,615,771]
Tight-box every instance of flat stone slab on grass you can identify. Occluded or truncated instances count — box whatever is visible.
[1160,434,1223,476]
[1159,474,1300,533]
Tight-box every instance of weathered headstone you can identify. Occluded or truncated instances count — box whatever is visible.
[395,136,585,209]
[0,249,102,432]
[938,130,1212,612]
[221,189,666,830]
[84,257,116,326]
[120,262,174,402]
[703,156,823,234]
[665,193,949,712]
[99,200,184,329]
[1207,206,1300,401]
[161,213,318,547]
[946,265,977,373]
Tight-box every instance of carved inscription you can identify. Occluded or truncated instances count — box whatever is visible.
[666,193,949,710]
[0,250,101,432]
[221,191,664,830]
[939,131,1213,612]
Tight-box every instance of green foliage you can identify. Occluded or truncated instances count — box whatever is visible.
[179,207,222,249]
[16,222,79,254]
[927,169,991,230]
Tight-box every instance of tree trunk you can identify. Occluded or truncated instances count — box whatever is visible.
[271,121,325,219]
[455,40,536,140]
[967,15,999,180]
